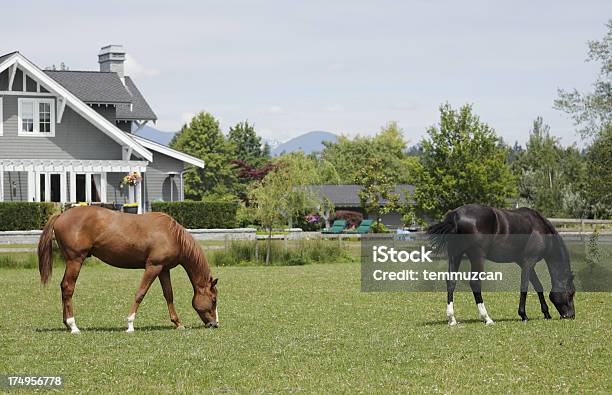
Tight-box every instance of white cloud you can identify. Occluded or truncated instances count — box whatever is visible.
[324,104,344,113]
[181,112,195,123]
[125,54,160,77]
[267,105,284,114]
[328,63,346,72]
[392,102,418,111]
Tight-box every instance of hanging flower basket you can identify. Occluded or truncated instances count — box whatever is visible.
[120,172,142,188]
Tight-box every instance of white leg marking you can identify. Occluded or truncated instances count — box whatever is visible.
[126,313,135,333]
[66,317,80,334]
[215,307,219,325]
[477,302,495,325]
[447,302,457,326]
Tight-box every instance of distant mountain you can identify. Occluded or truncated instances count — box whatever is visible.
[272,131,337,156]
[133,124,176,146]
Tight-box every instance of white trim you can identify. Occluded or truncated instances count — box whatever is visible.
[34,171,41,202]
[0,159,147,173]
[70,171,76,202]
[8,64,16,91]
[32,172,66,203]
[131,135,205,168]
[0,53,153,161]
[0,91,56,97]
[17,97,56,137]
[100,172,107,203]
[27,171,35,202]
[0,166,4,202]
[0,97,3,136]
[136,179,142,214]
[57,97,66,123]
[60,171,67,203]
[85,173,91,203]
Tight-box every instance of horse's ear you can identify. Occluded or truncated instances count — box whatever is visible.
[211,278,218,288]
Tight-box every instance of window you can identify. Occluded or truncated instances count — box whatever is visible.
[0,97,3,136]
[73,173,105,203]
[36,173,64,202]
[18,98,55,136]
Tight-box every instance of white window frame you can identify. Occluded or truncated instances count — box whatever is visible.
[0,97,3,136]
[34,172,66,203]
[69,172,107,203]
[17,98,55,137]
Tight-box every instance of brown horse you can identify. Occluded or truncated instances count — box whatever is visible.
[37,205,218,334]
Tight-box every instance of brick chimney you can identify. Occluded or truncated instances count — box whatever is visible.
[98,45,126,78]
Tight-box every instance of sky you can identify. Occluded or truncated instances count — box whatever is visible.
[1,1,610,147]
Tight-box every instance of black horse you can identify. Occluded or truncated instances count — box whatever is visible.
[428,204,575,325]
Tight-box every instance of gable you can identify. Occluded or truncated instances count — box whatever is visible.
[0,52,153,161]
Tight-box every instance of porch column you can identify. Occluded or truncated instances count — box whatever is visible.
[0,166,4,202]
[70,172,77,202]
[136,174,143,214]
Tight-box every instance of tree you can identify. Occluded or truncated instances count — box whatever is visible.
[227,121,269,167]
[354,157,399,225]
[248,173,288,265]
[585,126,612,218]
[248,153,319,263]
[273,152,321,228]
[554,19,612,139]
[512,117,588,217]
[412,103,517,220]
[322,122,412,184]
[170,112,237,200]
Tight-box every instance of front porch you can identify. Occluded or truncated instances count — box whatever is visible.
[0,159,148,213]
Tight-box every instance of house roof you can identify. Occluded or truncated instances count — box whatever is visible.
[310,184,415,207]
[116,77,157,121]
[131,135,205,168]
[44,70,133,104]
[44,71,157,121]
[0,51,18,64]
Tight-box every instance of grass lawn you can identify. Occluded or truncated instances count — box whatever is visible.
[0,263,610,393]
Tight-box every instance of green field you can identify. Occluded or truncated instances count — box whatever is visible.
[0,262,610,393]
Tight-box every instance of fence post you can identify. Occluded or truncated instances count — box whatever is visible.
[255,238,259,262]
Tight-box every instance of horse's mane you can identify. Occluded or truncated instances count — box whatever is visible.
[167,217,211,281]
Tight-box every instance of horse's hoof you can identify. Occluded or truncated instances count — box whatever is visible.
[448,319,458,326]
[485,319,495,325]
[70,329,81,334]
[520,316,529,322]
[176,325,186,330]
[126,328,134,333]
[544,313,552,320]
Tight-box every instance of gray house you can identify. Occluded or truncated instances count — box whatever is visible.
[0,45,204,213]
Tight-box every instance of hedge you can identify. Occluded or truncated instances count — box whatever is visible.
[0,202,60,231]
[151,201,238,229]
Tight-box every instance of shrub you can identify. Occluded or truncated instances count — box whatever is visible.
[371,222,390,233]
[295,212,325,231]
[332,210,363,228]
[208,239,353,266]
[151,200,238,229]
[0,202,60,231]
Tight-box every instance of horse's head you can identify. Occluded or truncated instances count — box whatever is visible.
[549,274,575,319]
[192,277,219,328]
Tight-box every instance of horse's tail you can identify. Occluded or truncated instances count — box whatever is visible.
[38,213,60,285]
[426,210,458,252]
